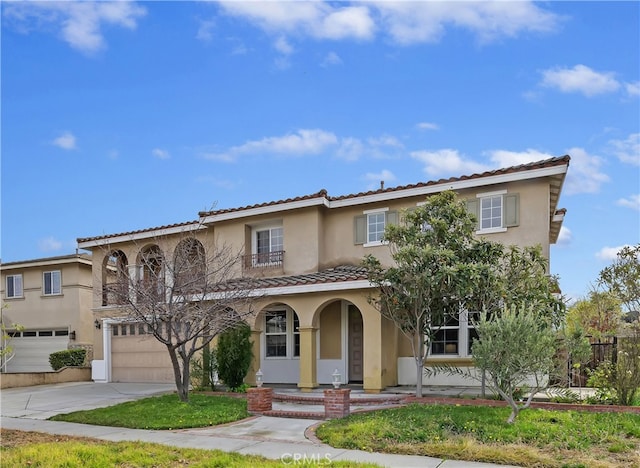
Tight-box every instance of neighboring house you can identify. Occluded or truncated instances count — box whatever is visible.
[0,254,94,372]
[78,156,569,391]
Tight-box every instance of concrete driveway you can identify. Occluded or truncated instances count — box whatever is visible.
[0,382,175,420]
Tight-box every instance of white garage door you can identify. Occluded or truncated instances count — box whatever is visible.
[111,322,174,383]
[4,330,70,373]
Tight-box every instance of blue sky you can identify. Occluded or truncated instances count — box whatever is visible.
[1,1,639,303]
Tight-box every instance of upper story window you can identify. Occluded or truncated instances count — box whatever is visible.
[466,190,519,234]
[43,271,61,295]
[354,209,398,246]
[253,225,284,266]
[6,274,23,298]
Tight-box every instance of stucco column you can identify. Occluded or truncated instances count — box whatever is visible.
[246,330,262,386]
[297,326,318,391]
[362,309,384,393]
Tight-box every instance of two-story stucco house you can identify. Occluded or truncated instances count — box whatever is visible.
[78,156,569,392]
[0,254,94,372]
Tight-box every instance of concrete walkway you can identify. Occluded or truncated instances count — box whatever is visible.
[1,382,515,467]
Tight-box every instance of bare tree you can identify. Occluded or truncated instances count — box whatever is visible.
[102,228,260,402]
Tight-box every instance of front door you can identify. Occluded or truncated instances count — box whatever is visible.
[348,305,363,383]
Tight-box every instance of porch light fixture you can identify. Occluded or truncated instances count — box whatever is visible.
[94,319,102,330]
[70,331,76,340]
[256,369,263,388]
[332,369,341,389]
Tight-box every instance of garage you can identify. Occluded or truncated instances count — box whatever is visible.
[4,330,70,373]
[110,322,174,383]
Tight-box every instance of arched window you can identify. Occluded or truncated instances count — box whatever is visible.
[102,250,128,306]
[137,245,164,302]
[173,238,206,294]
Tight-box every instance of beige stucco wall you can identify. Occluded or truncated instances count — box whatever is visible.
[319,301,341,359]
[1,257,94,347]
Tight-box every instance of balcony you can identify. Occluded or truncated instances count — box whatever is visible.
[242,250,285,272]
[102,282,129,306]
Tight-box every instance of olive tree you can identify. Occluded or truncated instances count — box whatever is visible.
[598,244,640,318]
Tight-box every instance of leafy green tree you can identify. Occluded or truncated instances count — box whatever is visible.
[567,288,622,341]
[215,322,252,391]
[363,190,503,397]
[599,244,640,316]
[472,305,557,423]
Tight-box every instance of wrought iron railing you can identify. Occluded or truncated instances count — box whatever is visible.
[242,250,285,270]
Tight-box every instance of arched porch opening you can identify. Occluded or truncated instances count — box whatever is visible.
[315,299,364,385]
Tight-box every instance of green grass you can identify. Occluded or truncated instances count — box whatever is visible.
[50,393,249,429]
[315,404,640,467]
[1,433,381,467]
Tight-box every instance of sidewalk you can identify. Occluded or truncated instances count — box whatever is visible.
[1,382,516,467]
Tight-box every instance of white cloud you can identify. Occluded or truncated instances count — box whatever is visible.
[364,169,396,190]
[556,226,572,247]
[218,2,375,41]
[416,122,440,131]
[336,137,365,162]
[486,148,555,167]
[321,51,342,67]
[609,133,640,166]
[562,147,610,195]
[626,81,640,97]
[38,236,63,252]
[204,129,338,162]
[196,19,216,42]
[410,149,490,177]
[617,194,640,211]
[51,131,77,150]
[274,36,294,55]
[3,1,146,53]
[217,1,557,47]
[540,64,620,97]
[596,245,632,262]
[152,148,170,160]
[374,1,559,45]
[196,176,237,190]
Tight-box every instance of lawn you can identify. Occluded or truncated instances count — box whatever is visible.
[50,393,248,429]
[315,403,640,468]
[0,430,380,467]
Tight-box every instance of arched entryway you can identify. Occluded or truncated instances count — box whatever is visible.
[316,300,364,385]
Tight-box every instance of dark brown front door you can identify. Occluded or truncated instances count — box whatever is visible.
[348,304,363,383]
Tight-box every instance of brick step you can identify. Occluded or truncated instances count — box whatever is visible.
[273,392,406,406]
[262,410,325,420]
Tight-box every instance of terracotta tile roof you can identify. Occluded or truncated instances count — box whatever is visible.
[77,220,200,244]
[218,265,369,291]
[199,155,570,216]
[78,155,569,244]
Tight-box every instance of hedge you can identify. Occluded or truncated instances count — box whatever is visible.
[49,349,86,371]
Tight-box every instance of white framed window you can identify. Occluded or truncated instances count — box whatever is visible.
[467,190,519,234]
[354,208,398,246]
[253,225,284,265]
[480,195,503,230]
[264,309,299,358]
[43,271,61,296]
[430,311,480,358]
[431,314,460,355]
[6,274,23,298]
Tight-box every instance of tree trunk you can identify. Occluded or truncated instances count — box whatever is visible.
[415,330,424,398]
[167,346,189,402]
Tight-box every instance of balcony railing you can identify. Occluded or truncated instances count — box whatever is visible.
[242,250,284,271]
[102,282,129,306]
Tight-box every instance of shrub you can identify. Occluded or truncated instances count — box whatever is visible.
[49,349,86,371]
[215,322,252,391]
[190,346,218,391]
